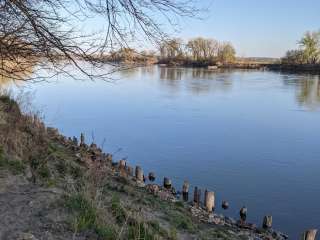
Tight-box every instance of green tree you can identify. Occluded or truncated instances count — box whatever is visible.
[218,43,236,64]
[299,31,320,64]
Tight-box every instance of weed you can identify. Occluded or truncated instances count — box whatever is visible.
[169,211,195,232]
[38,165,51,179]
[95,225,116,240]
[69,163,82,179]
[169,227,178,240]
[111,194,126,224]
[0,149,25,175]
[65,193,97,231]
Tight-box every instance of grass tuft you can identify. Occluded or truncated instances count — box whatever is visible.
[111,194,126,224]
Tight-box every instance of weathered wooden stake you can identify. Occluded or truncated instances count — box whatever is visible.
[148,172,156,182]
[262,215,272,229]
[119,159,126,169]
[240,207,247,222]
[205,191,215,212]
[80,133,85,146]
[222,201,229,210]
[126,166,133,176]
[182,181,189,201]
[163,177,172,189]
[135,166,144,182]
[193,187,201,207]
[302,229,317,240]
[204,189,208,207]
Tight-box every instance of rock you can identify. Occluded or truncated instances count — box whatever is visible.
[146,184,159,195]
[18,233,39,240]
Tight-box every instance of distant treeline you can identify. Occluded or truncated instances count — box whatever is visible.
[101,37,237,67]
[158,37,236,66]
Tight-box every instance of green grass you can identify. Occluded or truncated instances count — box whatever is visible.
[111,194,126,224]
[95,225,116,240]
[65,193,119,239]
[167,211,195,232]
[65,193,97,231]
[0,147,25,174]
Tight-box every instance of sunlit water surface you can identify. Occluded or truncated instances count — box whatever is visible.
[4,66,320,238]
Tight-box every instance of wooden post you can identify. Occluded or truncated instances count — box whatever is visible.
[240,207,247,222]
[204,189,208,207]
[193,187,201,207]
[135,166,143,182]
[119,159,126,169]
[222,201,229,210]
[262,216,272,229]
[148,172,156,182]
[182,181,189,201]
[205,191,215,212]
[80,133,85,146]
[163,177,172,189]
[126,166,133,176]
[302,229,317,240]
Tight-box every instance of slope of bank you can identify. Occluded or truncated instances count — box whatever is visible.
[0,94,289,240]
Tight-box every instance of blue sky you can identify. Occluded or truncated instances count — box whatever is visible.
[171,0,320,58]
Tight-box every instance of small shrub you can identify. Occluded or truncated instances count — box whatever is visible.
[111,194,126,224]
[69,164,82,179]
[169,227,178,240]
[7,160,25,174]
[148,220,168,237]
[169,212,194,232]
[65,193,97,231]
[95,225,116,240]
[0,147,25,174]
[128,221,153,240]
[174,201,184,208]
[55,160,68,175]
[38,165,50,179]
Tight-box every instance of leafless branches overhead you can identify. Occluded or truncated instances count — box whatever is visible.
[0,0,199,81]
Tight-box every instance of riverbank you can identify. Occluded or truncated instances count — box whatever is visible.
[267,64,320,73]
[0,94,296,239]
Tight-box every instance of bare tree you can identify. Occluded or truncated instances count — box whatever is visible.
[0,0,199,81]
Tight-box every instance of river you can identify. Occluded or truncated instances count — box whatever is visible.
[3,66,320,238]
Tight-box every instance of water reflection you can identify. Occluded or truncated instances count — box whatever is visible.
[157,67,233,95]
[283,74,320,110]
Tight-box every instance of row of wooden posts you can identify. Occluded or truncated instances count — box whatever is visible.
[75,134,317,240]
[129,163,318,240]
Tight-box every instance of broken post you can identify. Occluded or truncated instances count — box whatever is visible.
[302,229,317,240]
[148,172,156,182]
[126,166,133,176]
[119,159,126,169]
[193,187,201,207]
[204,189,208,207]
[182,181,189,201]
[262,216,272,229]
[240,207,247,222]
[163,177,172,189]
[205,191,215,212]
[222,201,229,210]
[80,133,85,146]
[135,166,143,182]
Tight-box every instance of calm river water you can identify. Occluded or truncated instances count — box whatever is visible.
[4,66,320,238]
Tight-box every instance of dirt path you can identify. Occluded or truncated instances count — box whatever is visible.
[0,172,73,240]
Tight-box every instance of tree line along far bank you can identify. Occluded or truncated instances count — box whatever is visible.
[106,37,236,66]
